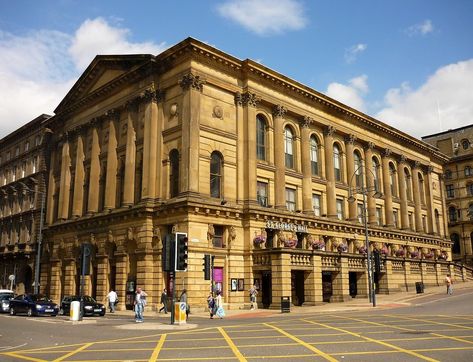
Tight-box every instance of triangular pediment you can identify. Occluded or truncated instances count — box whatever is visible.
[55,54,154,115]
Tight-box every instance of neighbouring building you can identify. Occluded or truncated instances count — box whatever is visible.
[423,125,473,266]
[0,114,52,293]
[1,38,471,310]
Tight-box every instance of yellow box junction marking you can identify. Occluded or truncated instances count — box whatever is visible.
[52,342,93,362]
[218,327,247,362]
[263,323,338,361]
[148,334,167,362]
[3,351,48,362]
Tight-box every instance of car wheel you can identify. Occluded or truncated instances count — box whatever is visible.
[100,312,105,316]
[27,308,33,317]
[10,307,15,316]
[59,308,64,316]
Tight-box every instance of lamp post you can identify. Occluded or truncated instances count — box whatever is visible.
[20,181,45,295]
[348,160,381,308]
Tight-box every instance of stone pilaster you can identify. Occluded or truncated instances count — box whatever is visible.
[123,102,137,206]
[425,166,435,234]
[382,149,394,227]
[365,143,377,224]
[306,254,323,304]
[49,260,62,303]
[104,113,119,210]
[301,116,313,213]
[273,105,287,210]
[411,162,423,232]
[87,125,101,214]
[324,126,337,218]
[58,139,71,220]
[115,253,128,311]
[397,156,409,229]
[345,135,356,220]
[72,134,85,217]
[141,89,159,200]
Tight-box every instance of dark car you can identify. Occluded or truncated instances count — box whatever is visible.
[0,289,15,313]
[9,294,59,317]
[60,295,106,316]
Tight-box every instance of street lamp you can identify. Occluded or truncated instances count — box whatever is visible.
[348,160,382,307]
[19,180,45,295]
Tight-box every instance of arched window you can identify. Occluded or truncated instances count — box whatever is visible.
[284,126,294,169]
[419,174,425,204]
[462,139,470,150]
[448,206,457,223]
[389,163,397,197]
[169,149,180,198]
[451,233,461,254]
[256,115,266,161]
[404,169,412,201]
[210,151,223,198]
[354,151,363,187]
[372,157,380,192]
[310,135,319,176]
[334,144,342,182]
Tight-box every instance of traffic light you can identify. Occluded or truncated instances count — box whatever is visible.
[80,243,92,275]
[175,232,188,271]
[162,234,175,272]
[373,250,381,274]
[203,254,211,280]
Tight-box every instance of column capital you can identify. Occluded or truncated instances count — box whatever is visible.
[324,125,336,137]
[301,116,314,128]
[272,104,287,118]
[141,87,165,103]
[364,141,375,151]
[426,165,434,174]
[235,91,259,107]
[105,108,121,121]
[344,134,357,145]
[398,154,407,164]
[179,73,205,92]
[383,148,392,158]
[411,160,421,169]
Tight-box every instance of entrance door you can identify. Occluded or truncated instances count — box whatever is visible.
[291,271,305,306]
[349,272,358,298]
[322,271,332,302]
[262,271,272,308]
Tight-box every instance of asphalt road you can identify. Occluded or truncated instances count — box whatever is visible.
[1,288,472,362]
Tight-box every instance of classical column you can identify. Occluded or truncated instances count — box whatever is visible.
[58,138,71,220]
[345,135,356,220]
[104,111,119,210]
[87,124,101,214]
[324,126,337,218]
[237,92,259,204]
[123,101,137,206]
[424,166,435,234]
[438,174,449,236]
[397,156,409,229]
[411,162,423,232]
[72,133,85,217]
[179,73,204,195]
[382,149,393,227]
[154,90,165,201]
[301,117,314,213]
[46,151,56,224]
[273,105,287,210]
[235,93,245,204]
[365,142,377,225]
[141,89,159,200]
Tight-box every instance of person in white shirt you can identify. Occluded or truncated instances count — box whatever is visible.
[106,290,118,313]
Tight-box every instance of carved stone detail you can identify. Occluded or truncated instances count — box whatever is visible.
[179,73,205,92]
[383,148,392,157]
[399,155,407,164]
[365,141,375,150]
[272,105,287,118]
[213,105,223,119]
[324,125,336,137]
[302,116,314,128]
[169,103,178,117]
[235,92,259,107]
[344,134,357,145]
[207,224,215,242]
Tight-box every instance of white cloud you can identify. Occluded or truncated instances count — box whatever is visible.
[376,59,473,138]
[325,75,369,112]
[0,18,166,139]
[344,43,367,64]
[216,0,307,36]
[406,19,434,36]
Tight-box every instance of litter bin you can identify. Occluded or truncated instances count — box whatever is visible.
[415,282,424,294]
[281,296,290,313]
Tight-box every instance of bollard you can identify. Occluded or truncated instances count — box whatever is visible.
[70,301,80,321]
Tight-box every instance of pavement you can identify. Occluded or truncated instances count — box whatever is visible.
[106,279,473,325]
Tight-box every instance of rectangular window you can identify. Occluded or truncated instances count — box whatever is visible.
[336,198,344,220]
[25,141,30,152]
[257,181,268,207]
[376,207,383,226]
[312,194,321,216]
[285,188,296,212]
[213,225,224,248]
[446,184,454,198]
[15,147,19,157]
[393,210,399,228]
[357,203,364,223]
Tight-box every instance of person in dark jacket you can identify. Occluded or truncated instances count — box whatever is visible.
[159,288,168,314]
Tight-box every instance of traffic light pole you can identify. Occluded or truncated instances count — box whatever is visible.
[170,270,175,325]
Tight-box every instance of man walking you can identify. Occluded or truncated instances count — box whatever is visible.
[159,288,168,314]
[445,273,454,295]
[106,289,118,313]
[134,287,148,322]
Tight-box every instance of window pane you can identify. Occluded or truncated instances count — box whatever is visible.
[256,116,266,160]
[284,127,294,168]
[334,145,341,181]
[257,182,268,207]
[310,136,318,176]
[210,152,222,198]
[285,188,296,212]
[312,194,320,216]
[336,199,343,220]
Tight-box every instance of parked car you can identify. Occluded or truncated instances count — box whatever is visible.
[9,294,59,317]
[59,295,106,316]
[0,289,15,313]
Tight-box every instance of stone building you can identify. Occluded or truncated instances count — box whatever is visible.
[423,125,473,265]
[4,38,470,310]
[0,114,52,293]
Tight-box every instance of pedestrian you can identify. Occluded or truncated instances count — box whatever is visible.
[159,288,168,314]
[207,293,215,319]
[445,273,454,295]
[249,284,258,310]
[215,291,225,319]
[180,289,189,320]
[134,287,148,322]
[106,289,118,313]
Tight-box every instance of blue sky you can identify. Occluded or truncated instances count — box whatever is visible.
[1,0,472,139]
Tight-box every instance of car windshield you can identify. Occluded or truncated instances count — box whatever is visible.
[83,296,97,303]
[31,295,51,302]
[0,294,13,300]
